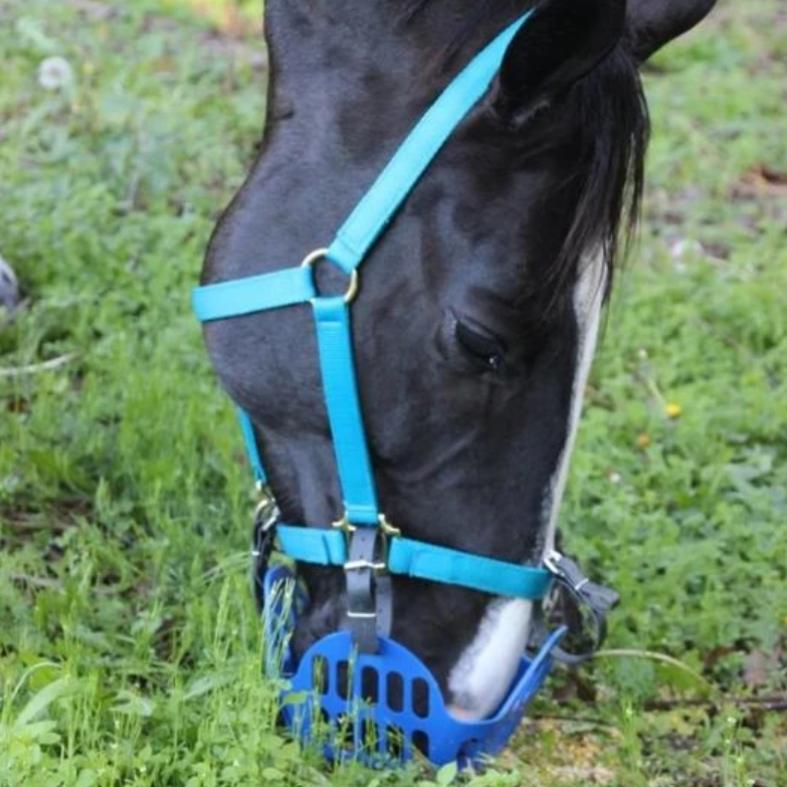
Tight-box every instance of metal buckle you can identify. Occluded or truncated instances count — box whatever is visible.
[378,514,401,538]
[543,549,563,577]
[252,492,279,559]
[331,512,357,536]
[544,549,590,593]
[301,248,359,304]
[340,516,398,631]
[344,559,387,572]
[333,512,400,562]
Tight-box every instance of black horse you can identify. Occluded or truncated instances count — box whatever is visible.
[201,0,716,720]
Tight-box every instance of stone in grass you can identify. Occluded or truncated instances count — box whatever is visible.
[0,253,21,313]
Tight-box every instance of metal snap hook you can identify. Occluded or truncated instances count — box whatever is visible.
[300,248,359,304]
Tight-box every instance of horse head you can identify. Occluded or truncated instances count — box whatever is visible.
[201,0,716,719]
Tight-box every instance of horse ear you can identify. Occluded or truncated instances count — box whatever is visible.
[496,0,626,117]
[626,0,717,62]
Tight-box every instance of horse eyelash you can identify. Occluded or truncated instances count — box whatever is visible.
[454,319,507,371]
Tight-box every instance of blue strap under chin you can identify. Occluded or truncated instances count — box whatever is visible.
[191,11,553,602]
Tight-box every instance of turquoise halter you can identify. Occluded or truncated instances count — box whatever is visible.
[192,10,617,766]
[193,11,554,610]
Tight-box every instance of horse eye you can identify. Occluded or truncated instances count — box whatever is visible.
[454,319,506,372]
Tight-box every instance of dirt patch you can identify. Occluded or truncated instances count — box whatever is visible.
[68,0,116,21]
[732,164,787,200]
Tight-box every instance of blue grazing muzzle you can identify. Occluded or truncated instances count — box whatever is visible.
[192,9,618,768]
[263,566,567,767]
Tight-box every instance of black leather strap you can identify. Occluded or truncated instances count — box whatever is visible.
[344,528,393,653]
[251,510,393,653]
[375,573,393,640]
[534,551,620,665]
[344,528,378,652]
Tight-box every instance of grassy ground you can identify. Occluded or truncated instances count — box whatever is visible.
[0,1,785,785]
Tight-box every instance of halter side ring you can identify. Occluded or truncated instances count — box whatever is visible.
[301,248,359,304]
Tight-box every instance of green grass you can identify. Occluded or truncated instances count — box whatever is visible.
[0,1,785,785]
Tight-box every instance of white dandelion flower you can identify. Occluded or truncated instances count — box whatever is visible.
[38,56,75,91]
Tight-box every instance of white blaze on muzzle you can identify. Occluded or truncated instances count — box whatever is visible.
[447,254,607,719]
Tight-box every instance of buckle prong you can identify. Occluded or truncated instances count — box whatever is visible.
[344,559,387,572]
[332,512,357,535]
[544,549,564,577]
[378,514,401,537]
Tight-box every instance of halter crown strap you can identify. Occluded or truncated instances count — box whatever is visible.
[326,12,532,274]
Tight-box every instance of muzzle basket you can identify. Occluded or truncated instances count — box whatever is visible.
[263,566,566,767]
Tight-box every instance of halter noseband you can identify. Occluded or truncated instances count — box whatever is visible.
[193,11,617,767]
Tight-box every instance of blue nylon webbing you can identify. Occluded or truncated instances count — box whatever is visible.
[191,12,548,599]
[326,11,532,274]
[272,525,552,601]
[312,297,379,525]
[236,408,266,485]
[277,524,347,565]
[192,266,315,322]
[388,537,552,600]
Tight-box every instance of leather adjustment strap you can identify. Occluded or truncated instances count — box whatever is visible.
[541,551,620,666]
[344,528,392,653]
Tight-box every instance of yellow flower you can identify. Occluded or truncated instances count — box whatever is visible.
[665,402,683,419]
[637,433,652,449]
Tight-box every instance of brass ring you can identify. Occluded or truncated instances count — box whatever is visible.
[300,248,359,304]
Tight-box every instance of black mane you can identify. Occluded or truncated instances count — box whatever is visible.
[554,41,649,298]
[401,0,650,300]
